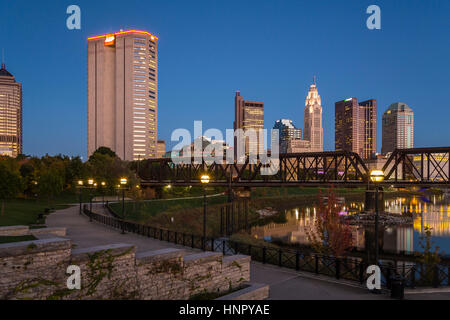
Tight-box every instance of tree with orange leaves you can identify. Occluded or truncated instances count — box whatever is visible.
[305,188,353,257]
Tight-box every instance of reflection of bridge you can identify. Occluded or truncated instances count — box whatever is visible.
[139,147,450,187]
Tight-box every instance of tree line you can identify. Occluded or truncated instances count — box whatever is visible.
[0,147,138,214]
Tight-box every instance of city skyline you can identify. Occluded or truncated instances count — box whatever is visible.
[1,1,449,158]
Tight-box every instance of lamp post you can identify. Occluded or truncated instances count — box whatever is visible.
[101,181,106,207]
[201,175,210,251]
[120,178,128,234]
[88,179,95,222]
[77,180,84,215]
[370,169,384,265]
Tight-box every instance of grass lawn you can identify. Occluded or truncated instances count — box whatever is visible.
[109,195,228,222]
[0,199,71,227]
[106,186,366,236]
[0,235,37,244]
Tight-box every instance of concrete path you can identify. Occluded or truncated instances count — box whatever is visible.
[46,205,449,300]
[251,263,389,300]
[46,204,191,253]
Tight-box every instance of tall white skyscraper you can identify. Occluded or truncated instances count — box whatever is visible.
[87,30,158,161]
[304,78,323,152]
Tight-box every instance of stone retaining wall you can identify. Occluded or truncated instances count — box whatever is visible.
[0,226,67,238]
[0,237,253,300]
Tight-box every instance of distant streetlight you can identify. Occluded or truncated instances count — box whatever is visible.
[88,179,95,214]
[370,169,384,266]
[201,175,210,251]
[101,182,106,206]
[77,180,84,215]
[120,178,128,234]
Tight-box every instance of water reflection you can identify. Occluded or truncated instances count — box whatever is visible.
[250,193,450,253]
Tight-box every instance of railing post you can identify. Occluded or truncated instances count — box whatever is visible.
[386,267,392,289]
[248,244,252,257]
[220,207,224,237]
[245,200,249,232]
[211,238,215,252]
[191,235,195,248]
[262,247,267,264]
[410,265,416,289]
[174,232,178,245]
[335,258,341,280]
[278,249,282,267]
[315,255,319,274]
[222,240,226,256]
[359,261,365,284]
[182,233,186,246]
[448,266,450,286]
[433,264,440,288]
[295,252,300,271]
[231,203,234,234]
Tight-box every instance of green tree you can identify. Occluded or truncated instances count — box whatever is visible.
[90,147,117,160]
[0,163,23,216]
[38,169,64,206]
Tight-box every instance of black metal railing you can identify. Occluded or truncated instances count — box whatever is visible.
[82,206,450,288]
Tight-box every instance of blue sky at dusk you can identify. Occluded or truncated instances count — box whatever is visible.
[1,0,449,158]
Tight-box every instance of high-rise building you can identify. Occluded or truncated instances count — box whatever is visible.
[273,119,302,153]
[335,97,377,159]
[234,92,264,156]
[382,102,414,154]
[157,140,166,158]
[0,63,22,157]
[87,30,158,161]
[359,99,377,159]
[284,139,311,154]
[304,80,323,152]
[273,119,302,141]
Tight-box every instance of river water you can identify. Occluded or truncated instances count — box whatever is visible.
[250,192,450,254]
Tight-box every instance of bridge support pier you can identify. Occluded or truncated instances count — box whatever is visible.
[230,187,252,200]
[142,186,163,200]
[364,186,385,213]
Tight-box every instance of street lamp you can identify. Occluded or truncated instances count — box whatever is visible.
[201,175,210,251]
[370,169,384,266]
[87,179,95,221]
[77,180,84,215]
[88,179,95,214]
[101,181,106,207]
[120,178,128,234]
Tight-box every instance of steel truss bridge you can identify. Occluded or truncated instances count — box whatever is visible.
[139,147,450,187]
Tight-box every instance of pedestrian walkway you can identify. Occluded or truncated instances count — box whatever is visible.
[46,204,190,252]
[46,205,449,300]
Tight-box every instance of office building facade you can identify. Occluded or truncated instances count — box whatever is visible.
[0,63,22,157]
[382,102,414,154]
[335,97,377,159]
[234,92,264,156]
[157,140,166,158]
[273,119,302,153]
[88,30,158,161]
[284,139,311,154]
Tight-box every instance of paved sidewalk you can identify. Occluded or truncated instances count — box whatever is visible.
[46,204,190,253]
[46,205,449,300]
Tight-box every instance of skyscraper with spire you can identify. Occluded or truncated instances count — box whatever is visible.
[0,62,22,157]
[304,77,323,152]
